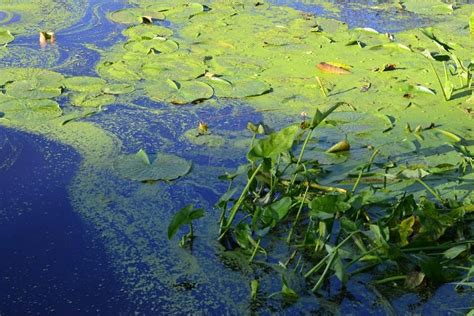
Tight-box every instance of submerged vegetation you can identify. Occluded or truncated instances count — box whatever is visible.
[0,0,473,312]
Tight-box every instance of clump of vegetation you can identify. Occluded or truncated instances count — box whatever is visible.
[204,102,473,299]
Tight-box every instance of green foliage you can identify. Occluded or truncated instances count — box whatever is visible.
[168,205,205,247]
[209,107,473,302]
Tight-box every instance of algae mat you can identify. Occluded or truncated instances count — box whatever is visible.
[0,0,473,313]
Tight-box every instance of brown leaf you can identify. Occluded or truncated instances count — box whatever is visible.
[316,62,351,75]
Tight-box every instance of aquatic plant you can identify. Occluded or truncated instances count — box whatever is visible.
[212,104,473,300]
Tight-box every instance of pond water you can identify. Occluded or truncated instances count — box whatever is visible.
[0,0,473,314]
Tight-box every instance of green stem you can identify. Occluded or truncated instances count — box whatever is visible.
[351,149,379,194]
[429,60,449,101]
[219,164,262,240]
[415,178,444,203]
[288,128,314,190]
[249,238,261,263]
[304,232,357,278]
[287,185,309,243]
[374,275,406,284]
[312,251,337,292]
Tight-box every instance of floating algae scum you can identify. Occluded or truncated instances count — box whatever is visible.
[0,0,473,313]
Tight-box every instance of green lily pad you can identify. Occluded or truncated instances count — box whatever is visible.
[122,24,173,40]
[0,68,64,87]
[0,97,62,121]
[124,38,179,54]
[114,149,191,181]
[63,76,106,93]
[203,77,271,98]
[141,54,206,80]
[402,0,454,15]
[102,83,135,95]
[71,93,116,108]
[183,128,225,147]
[0,28,14,45]
[145,79,214,105]
[96,60,142,82]
[109,8,165,24]
[5,79,62,99]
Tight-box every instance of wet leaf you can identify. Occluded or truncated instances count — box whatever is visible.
[124,38,179,54]
[114,149,192,181]
[167,204,204,239]
[281,276,299,299]
[247,125,300,162]
[0,97,61,121]
[71,93,115,108]
[402,0,454,15]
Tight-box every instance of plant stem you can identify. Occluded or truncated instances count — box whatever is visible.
[316,76,328,97]
[415,178,444,203]
[429,60,449,101]
[249,238,261,263]
[374,275,407,284]
[219,164,262,240]
[304,232,357,278]
[287,185,309,243]
[352,149,379,194]
[288,128,314,190]
[312,251,337,292]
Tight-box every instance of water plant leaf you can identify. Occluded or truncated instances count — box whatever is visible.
[204,77,271,98]
[96,60,142,81]
[5,80,62,99]
[102,83,135,95]
[316,62,351,74]
[247,125,300,162]
[183,128,225,147]
[470,12,474,35]
[0,28,14,45]
[124,38,179,54]
[145,79,214,105]
[122,24,173,40]
[399,215,415,246]
[63,76,106,93]
[326,139,350,153]
[114,149,192,181]
[401,0,454,15]
[109,8,165,24]
[405,271,425,289]
[167,204,204,239]
[71,93,115,108]
[310,194,351,217]
[0,98,61,121]
[142,54,206,80]
[369,43,412,52]
[443,245,467,259]
[281,276,299,299]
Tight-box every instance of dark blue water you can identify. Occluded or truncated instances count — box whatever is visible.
[0,127,126,314]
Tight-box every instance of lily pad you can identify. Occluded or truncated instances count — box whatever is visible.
[63,76,106,93]
[109,8,165,24]
[141,54,206,80]
[183,128,225,147]
[0,28,14,45]
[71,93,116,108]
[0,97,62,121]
[103,83,135,95]
[145,79,214,105]
[96,60,142,82]
[123,38,179,54]
[5,79,62,99]
[203,77,271,98]
[114,149,191,181]
[401,0,454,15]
[123,24,173,40]
[0,68,64,87]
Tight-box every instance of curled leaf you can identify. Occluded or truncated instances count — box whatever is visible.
[326,139,350,153]
[316,62,351,74]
